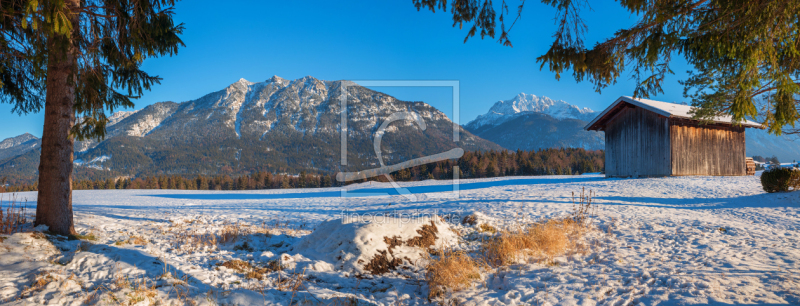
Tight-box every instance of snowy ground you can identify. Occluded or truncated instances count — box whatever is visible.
[1,174,799,305]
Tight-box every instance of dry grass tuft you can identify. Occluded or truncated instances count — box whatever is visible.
[170,220,256,253]
[128,235,148,245]
[276,270,306,292]
[115,235,148,246]
[73,233,98,241]
[218,259,252,273]
[19,271,56,298]
[172,230,218,253]
[263,259,284,273]
[477,223,497,234]
[245,270,264,280]
[481,188,595,267]
[218,259,283,280]
[218,259,253,273]
[219,222,242,245]
[1,194,27,234]
[426,250,483,299]
[125,277,159,304]
[106,272,163,305]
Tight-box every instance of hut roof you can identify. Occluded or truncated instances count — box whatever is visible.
[585,96,764,131]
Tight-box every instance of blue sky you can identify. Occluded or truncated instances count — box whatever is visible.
[0,0,692,140]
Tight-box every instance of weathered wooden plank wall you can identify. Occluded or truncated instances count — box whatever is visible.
[604,106,671,177]
[670,122,746,176]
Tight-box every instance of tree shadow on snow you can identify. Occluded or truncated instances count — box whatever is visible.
[36,232,328,305]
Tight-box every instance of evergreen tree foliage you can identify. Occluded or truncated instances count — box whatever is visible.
[414,0,800,133]
[0,0,184,235]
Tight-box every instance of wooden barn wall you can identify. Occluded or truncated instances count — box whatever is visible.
[604,106,671,177]
[670,122,746,176]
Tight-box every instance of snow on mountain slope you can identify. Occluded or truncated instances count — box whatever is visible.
[0,75,500,179]
[107,110,139,126]
[466,93,597,131]
[0,133,37,150]
[465,94,601,151]
[0,133,40,161]
[75,102,179,152]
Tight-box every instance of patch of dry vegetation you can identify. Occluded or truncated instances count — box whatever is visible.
[104,272,164,305]
[218,259,252,273]
[164,216,312,254]
[477,223,497,234]
[1,195,27,234]
[115,235,148,246]
[482,188,595,267]
[481,218,585,266]
[425,189,599,301]
[425,250,484,299]
[219,222,243,244]
[73,231,98,241]
[217,259,283,281]
[19,271,56,299]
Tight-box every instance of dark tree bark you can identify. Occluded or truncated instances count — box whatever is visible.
[35,0,80,236]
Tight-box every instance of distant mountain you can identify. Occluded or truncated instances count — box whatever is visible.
[466,94,603,151]
[0,133,40,161]
[0,76,501,183]
[468,113,604,151]
[465,93,597,131]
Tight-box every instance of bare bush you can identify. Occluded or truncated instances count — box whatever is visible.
[1,194,28,234]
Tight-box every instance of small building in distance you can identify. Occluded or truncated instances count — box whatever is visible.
[585,96,763,177]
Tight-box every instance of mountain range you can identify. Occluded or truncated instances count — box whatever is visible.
[2,82,800,184]
[0,76,500,184]
[464,93,604,151]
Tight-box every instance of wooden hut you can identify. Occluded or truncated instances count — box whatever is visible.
[585,96,764,177]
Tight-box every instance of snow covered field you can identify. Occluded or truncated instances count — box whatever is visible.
[1,174,799,305]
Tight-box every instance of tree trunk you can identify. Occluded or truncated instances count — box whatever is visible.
[35,0,80,236]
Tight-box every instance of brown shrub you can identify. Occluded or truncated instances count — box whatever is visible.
[482,218,585,267]
[481,189,594,267]
[426,251,483,299]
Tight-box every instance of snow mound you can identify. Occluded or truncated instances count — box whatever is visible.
[292,216,458,274]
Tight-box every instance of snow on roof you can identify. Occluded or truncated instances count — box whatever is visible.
[585,96,764,131]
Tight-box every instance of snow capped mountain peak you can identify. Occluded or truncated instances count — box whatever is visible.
[226,78,255,91]
[267,75,288,85]
[0,133,38,150]
[467,93,597,131]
